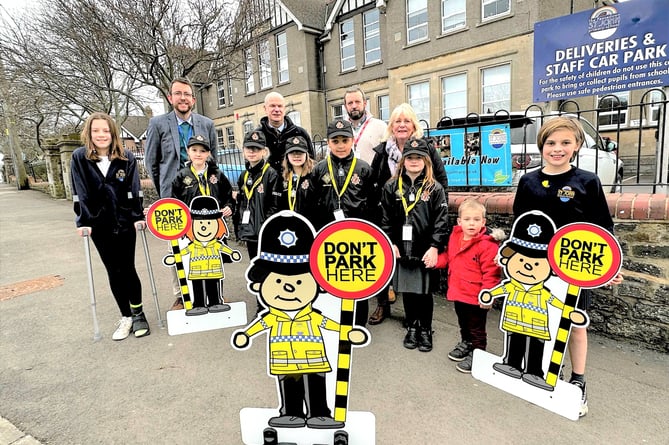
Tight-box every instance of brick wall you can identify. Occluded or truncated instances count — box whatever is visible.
[449,192,669,352]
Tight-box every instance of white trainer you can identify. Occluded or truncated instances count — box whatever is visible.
[112,316,133,341]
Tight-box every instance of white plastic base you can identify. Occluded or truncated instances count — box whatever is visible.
[166,302,247,335]
[472,349,583,421]
[240,407,375,445]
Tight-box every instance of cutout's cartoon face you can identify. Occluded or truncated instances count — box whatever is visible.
[254,271,319,312]
[192,219,217,243]
[503,252,552,286]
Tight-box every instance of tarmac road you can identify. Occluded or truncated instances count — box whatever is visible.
[1,184,667,445]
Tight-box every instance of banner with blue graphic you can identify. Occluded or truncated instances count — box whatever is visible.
[433,124,512,186]
[533,0,668,102]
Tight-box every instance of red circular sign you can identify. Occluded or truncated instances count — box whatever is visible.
[547,223,622,288]
[310,219,394,300]
[146,198,191,241]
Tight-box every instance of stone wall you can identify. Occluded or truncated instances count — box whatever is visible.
[449,192,669,353]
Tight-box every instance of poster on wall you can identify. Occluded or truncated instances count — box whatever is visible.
[432,123,512,186]
[533,0,669,102]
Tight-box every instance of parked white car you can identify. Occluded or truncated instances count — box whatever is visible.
[437,112,623,191]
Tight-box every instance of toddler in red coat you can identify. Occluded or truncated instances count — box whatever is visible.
[435,198,504,373]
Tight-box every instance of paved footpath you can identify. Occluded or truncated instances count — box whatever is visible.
[1,184,668,445]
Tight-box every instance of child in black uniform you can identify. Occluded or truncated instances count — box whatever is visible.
[513,116,623,416]
[71,112,148,341]
[380,138,449,351]
[279,135,315,221]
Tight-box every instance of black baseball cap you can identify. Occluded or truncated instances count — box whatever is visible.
[327,119,353,139]
[243,130,266,149]
[285,136,309,154]
[187,134,210,151]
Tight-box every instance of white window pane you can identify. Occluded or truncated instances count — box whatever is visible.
[442,0,466,33]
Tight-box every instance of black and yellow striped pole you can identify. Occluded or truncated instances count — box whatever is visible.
[311,219,395,423]
[547,223,623,388]
[145,198,193,310]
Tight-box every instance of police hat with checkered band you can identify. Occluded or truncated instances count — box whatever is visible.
[189,195,222,220]
[505,210,556,258]
[251,210,316,274]
[285,136,309,154]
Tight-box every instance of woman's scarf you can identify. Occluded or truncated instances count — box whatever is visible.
[385,137,402,176]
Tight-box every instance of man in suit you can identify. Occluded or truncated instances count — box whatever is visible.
[144,77,218,310]
[145,77,218,199]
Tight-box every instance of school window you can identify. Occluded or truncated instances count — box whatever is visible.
[407,0,428,44]
[333,104,344,120]
[217,81,226,108]
[225,126,236,149]
[482,0,510,21]
[648,90,663,125]
[378,95,389,122]
[597,91,629,129]
[441,73,467,119]
[287,110,301,127]
[243,120,255,135]
[258,40,272,90]
[216,128,225,151]
[481,64,510,113]
[340,19,356,72]
[363,9,381,65]
[408,81,430,125]
[244,48,255,94]
[442,0,466,33]
[227,78,234,105]
[276,32,289,84]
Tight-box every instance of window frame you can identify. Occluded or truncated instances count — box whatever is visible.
[482,0,510,21]
[407,81,431,126]
[441,0,466,34]
[597,91,630,130]
[363,8,381,65]
[217,81,226,108]
[441,73,468,119]
[406,0,429,45]
[276,31,289,84]
[258,39,272,90]
[377,94,390,122]
[481,63,511,113]
[225,126,236,149]
[244,48,255,94]
[340,18,356,72]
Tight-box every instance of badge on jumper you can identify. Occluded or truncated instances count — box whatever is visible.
[290,190,296,198]
[402,224,413,241]
[338,167,345,177]
[333,209,345,221]
[408,192,415,202]
[246,177,254,187]
[242,209,251,224]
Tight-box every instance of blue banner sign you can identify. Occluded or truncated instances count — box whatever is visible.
[533,0,668,102]
[433,124,512,186]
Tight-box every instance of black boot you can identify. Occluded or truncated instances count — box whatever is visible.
[403,322,419,349]
[131,305,150,338]
[418,326,433,352]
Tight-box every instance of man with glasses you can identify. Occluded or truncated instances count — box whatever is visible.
[145,77,218,310]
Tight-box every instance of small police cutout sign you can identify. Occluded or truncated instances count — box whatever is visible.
[548,222,622,288]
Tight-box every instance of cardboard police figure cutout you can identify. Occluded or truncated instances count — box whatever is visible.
[159,196,247,335]
[472,210,622,420]
[234,211,383,445]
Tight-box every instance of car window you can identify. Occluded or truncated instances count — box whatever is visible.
[579,118,601,149]
[510,121,537,145]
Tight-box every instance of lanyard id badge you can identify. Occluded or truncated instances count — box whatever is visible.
[402,224,413,241]
[333,208,345,220]
[241,209,251,224]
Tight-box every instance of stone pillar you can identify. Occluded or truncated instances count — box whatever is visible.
[57,134,81,201]
[43,139,63,199]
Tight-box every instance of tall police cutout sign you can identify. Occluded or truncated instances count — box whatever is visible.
[473,212,622,421]
[234,212,393,445]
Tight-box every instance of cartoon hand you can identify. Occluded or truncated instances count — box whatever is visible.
[134,220,146,231]
[230,250,242,262]
[233,331,249,349]
[163,255,176,266]
[479,291,493,305]
[348,328,368,345]
[569,309,589,327]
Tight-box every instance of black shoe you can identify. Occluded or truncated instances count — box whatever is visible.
[418,328,433,352]
[456,352,473,373]
[131,311,150,338]
[448,340,472,362]
[403,326,418,349]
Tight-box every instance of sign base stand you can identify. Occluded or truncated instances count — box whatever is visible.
[240,408,375,445]
[166,302,247,335]
[472,349,582,420]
